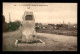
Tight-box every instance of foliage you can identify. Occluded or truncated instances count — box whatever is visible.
[9,20,21,31]
[2,15,5,23]
[35,27,40,32]
[2,15,9,32]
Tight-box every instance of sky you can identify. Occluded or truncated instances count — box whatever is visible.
[3,3,77,24]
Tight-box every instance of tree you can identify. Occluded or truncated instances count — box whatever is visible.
[2,15,9,32]
[9,20,21,31]
[2,15,5,24]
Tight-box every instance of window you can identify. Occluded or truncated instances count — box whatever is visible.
[25,15,33,20]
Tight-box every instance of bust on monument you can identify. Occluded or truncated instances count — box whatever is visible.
[21,8,36,42]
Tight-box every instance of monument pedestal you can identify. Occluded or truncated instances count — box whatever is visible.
[15,39,45,47]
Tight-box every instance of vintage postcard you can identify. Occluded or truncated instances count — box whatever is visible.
[2,3,77,51]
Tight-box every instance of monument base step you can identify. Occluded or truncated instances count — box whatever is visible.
[15,39,45,47]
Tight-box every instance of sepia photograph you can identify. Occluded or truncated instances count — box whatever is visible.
[2,3,77,51]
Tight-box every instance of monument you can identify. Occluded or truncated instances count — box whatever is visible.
[21,9,37,42]
[15,8,45,47]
